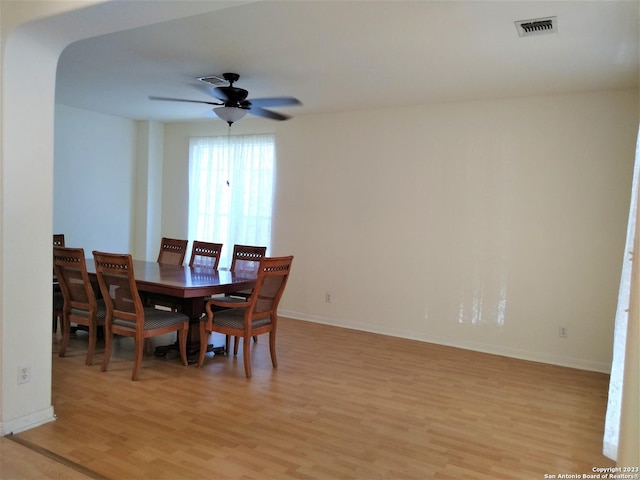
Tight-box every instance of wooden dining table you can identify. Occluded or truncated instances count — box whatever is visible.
[86,259,257,360]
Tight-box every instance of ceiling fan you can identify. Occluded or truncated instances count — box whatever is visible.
[149,72,301,125]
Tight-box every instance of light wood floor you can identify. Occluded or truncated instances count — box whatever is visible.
[3,318,614,479]
[0,435,95,479]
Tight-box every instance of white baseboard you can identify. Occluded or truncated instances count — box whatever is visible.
[279,310,612,374]
[1,406,56,435]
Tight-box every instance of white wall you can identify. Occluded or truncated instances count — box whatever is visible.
[0,0,229,435]
[0,3,80,435]
[163,89,638,373]
[54,105,137,256]
[274,89,638,372]
[134,121,164,261]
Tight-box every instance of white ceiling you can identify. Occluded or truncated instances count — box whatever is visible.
[55,1,639,123]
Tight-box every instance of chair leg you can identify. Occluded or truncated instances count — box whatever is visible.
[243,335,252,378]
[101,330,113,373]
[225,335,231,355]
[85,324,96,366]
[269,331,278,369]
[197,321,208,367]
[178,323,188,366]
[253,336,258,343]
[58,316,69,358]
[233,336,240,356]
[131,337,144,381]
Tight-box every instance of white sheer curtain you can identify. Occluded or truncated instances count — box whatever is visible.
[188,133,275,268]
[604,127,640,461]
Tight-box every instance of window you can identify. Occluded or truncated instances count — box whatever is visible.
[188,134,275,267]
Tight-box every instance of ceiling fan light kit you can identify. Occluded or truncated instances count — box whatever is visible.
[214,106,248,126]
[150,72,301,126]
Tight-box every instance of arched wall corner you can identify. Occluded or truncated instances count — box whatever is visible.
[0,0,238,435]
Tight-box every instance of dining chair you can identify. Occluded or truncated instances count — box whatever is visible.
[220,245,267,301]
[146,237,190,311]
[54,246,106,365]
[217,245,267,351]
[198,255,293,378]
[93,251,189,381]
[161,240,223,320]
[189,241,223,269]
[52,234,66,333]
[157,237,188,265]
[229,244,267,274]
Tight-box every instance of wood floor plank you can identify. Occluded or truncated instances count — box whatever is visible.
[1,435,101,479]
[5,318,614,479]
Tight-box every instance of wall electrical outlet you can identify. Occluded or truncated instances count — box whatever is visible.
[18,364,31,384]
[558,327,568,338]
[325,292,332,303]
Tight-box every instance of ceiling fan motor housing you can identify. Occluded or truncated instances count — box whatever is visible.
[216,86,250,107]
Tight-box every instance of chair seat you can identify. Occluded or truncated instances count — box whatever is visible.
[208,295,245,305]
[70,299,107,319]
[228,289,251,298]
[202,307,272,330]
[114,308,188,330]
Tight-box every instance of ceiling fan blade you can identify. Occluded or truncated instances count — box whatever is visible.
[248,96,302,108]
[212,87,229,102]
[248,105,291,121]
[149,96,222,106]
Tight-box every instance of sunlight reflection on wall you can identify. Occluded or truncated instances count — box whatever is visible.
[434,137,513,328]
[457,270,508,326]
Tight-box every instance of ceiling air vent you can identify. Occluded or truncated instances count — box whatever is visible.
[196,74,227,86]
[515,16,557,37]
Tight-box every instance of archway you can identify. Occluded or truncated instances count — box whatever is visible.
[0,0,231,434]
